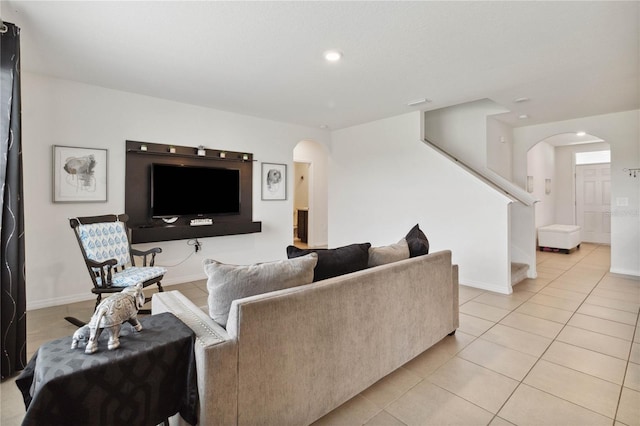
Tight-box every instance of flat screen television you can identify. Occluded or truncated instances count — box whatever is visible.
[151,163,240,218]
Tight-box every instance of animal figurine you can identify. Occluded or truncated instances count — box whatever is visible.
[71,283,145,354]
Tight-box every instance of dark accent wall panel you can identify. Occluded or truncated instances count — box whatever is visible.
[125,140,261,243]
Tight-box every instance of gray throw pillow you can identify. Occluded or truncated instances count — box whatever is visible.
[204,253,318,328]
[368,238,410,267]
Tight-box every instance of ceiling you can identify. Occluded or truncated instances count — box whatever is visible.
[2,1,639,130]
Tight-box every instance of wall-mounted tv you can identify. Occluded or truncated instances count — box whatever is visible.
[151,163,240,218]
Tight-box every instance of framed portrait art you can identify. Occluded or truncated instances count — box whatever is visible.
[53,145,108,203]
[261,162,287,201]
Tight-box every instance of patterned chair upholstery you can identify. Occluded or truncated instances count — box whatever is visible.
[68,214,166,325]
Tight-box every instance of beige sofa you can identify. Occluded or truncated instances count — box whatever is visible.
[152,250,459,426]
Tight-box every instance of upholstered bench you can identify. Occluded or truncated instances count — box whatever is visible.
[538,224,582,254]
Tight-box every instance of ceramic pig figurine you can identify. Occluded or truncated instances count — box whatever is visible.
[71,283,145,354]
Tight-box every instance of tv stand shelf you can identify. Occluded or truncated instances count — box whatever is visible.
[126,140,253,162]
[125,140,261,244]
[131,221,262,244]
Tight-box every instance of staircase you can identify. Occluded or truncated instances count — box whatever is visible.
[422,138,537,293]
[420,135,538,294]
[420,100,540,294]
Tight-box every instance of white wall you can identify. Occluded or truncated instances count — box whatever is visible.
[330,112,514,294]
[293,140,329,247]
[487,116,514,180]
[22,73,330,309]
[514,110,640,276]
[527,141,556,227]
[423,98,509,170]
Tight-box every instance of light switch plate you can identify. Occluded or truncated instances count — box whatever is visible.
[616,197,629,207]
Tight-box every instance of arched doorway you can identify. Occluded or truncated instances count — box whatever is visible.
[526,132,611,244]
[511,111,639,276]
[293,140,329,248]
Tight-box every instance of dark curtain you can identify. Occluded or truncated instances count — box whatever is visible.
[0,21,26,380]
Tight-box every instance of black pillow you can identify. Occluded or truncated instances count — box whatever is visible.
[405,224,429,257]
[286,243,371,282]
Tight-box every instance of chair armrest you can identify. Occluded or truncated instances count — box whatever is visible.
[86,258,117,288]
[86,258,117,268]
[131,247,162,266]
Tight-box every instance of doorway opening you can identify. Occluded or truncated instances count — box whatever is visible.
[526,132,610,244]
[293,161,310,248]
[292,140,329,249]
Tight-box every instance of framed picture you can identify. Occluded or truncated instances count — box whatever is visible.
[53,145,108,203]
[261,162,287,200]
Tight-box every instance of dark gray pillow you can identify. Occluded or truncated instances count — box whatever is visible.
[405,224,429,257]
[368,238,410,267]
[204,253,318,327]
[286,243,371,282]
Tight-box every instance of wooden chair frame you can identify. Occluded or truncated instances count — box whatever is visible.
[67,213,165,326]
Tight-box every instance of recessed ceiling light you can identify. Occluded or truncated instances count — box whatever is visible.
[576,131,586,136]
[324,50,342,62]
[518,114,529,119]
[513,97,530,103]
[407,98,431,107]
[320,124,329,129]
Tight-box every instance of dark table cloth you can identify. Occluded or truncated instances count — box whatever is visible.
[16,312,197,426]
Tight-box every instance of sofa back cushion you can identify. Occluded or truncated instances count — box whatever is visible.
[286,243,371,282]
[368,239,410,267]
[204,253,317,327]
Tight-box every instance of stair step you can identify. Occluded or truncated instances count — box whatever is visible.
[511,262,528,286]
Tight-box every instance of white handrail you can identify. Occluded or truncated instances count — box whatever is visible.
[421,138,537,206]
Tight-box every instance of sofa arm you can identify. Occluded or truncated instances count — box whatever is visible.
[452,264,460,331]
[152,291,238,426]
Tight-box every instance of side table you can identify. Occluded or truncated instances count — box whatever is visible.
[16,312,197,426]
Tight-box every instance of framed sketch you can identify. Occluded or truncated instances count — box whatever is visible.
[53,145,108,202]
[261,162,287,200]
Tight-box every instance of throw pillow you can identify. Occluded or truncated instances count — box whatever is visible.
[286,242,371,282]
[368,238,410,267]
[405,224,430,257]
[204,253,318,328]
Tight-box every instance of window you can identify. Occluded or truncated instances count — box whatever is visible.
[575,150,610,165]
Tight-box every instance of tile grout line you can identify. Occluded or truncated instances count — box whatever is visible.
[499,300,637,345]
[612,308,640,424]
[460,255,570,425]
[490,244,626,423]
[476,269,559,425]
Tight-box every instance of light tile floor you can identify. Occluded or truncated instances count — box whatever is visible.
[1,243,638,425]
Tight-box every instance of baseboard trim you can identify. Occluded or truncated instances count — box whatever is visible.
[27,294,95,311]
[27,273,208,311]
[459,278,512,295]
[609,268,640,279]
[162,273,207,287]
